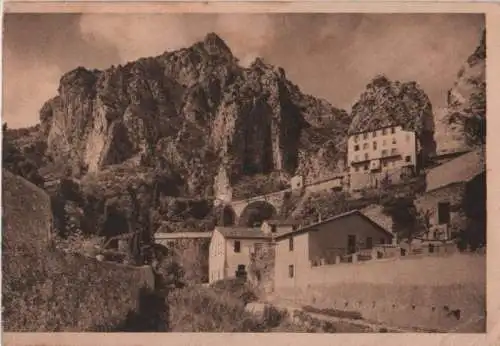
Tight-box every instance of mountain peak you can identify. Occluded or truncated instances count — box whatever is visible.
[201,32,233,58]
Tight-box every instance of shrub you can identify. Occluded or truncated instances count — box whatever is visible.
[210,278,259,305]
[262,305,288,328]
[167,286,264,332]
[2,249,155,332]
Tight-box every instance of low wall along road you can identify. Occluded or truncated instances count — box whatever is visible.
[270,253,486,332]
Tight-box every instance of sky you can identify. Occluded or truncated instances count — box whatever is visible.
[2,13,485,129]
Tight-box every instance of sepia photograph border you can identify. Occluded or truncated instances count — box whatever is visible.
[1,1,499,345]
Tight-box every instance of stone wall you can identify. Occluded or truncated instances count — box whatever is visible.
[272,253,485,332]
[414,183,466,234]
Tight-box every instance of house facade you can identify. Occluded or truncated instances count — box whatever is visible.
[347,125,419,191]
[209,211,394,289]
[414,149,486,242]
[209,227,270,283]
[273,210,394,289]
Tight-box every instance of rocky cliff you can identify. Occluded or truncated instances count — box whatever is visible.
[40,33,350,197]
[435,30,486,153]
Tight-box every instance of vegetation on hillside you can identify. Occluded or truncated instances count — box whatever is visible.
[2,123,45,188]
[291,176,426,226]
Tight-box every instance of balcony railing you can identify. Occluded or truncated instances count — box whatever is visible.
[350,150,401,165]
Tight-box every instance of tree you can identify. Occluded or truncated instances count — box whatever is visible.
[2,133,44,188]
[460,172,486,250]
[415,209,432,241]
[382,197,421,252]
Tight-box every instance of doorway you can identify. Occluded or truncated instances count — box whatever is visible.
[235,264,247,280]
[347,235,356,254]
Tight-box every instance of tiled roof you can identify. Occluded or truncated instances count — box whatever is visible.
[264,219,300,226]
[274,209,394,240]
[155,232,213,239]
[425,148,485,192]
[215,227,272,240]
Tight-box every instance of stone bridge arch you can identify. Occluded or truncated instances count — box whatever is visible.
[237,200,278,227]
[220,205,237,226]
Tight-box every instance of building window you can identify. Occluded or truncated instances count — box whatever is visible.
[391,127,396,134]
[355,155,359,162]
[373,141,377,150]
[289,237,294,251]
[271,225,277,233]
[382,139,387,146]
[381,149,388,157]
[355,166,359,172]
[354,135,359,142]
[391,148,397,155]
[354,144,360,151]
[364,163,369,171]
[366,237,373,249]
[372,131,377,138]
[234,240,241,253]
[364,153,369,160]
[383,161,388,167]
[392,138,397,145]
[363,133,368,140]
[438,202,451,224]
[405,155,411,162]
[363,143,369,150]
[382,128,387,135]
[288,265,294,278]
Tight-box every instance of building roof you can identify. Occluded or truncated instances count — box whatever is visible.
[263,219,300,226]
[215,227,273,240]
[425,148,485,193]
[348,124,406,137]
[155,232,213,240]
[274,209,394,240]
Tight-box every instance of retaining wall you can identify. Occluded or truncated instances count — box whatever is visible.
[273,254,486,332]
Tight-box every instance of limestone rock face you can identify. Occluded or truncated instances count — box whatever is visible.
[435,30,486,153]
[40,33,350,194]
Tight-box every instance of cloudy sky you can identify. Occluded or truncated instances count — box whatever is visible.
[2,13,484,129]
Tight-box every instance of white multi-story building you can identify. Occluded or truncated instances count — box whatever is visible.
[347,125,419,191]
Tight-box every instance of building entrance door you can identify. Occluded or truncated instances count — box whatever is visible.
[347,235,356,254]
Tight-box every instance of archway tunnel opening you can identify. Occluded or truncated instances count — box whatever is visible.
[238,201,277,228]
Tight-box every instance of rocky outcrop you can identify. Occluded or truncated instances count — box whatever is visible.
[40,33,350,195]
[435,30,486,153]
[349,75,437,159]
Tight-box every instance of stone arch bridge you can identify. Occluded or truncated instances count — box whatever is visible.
[222,173,348,227]
[227,188,293,226]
